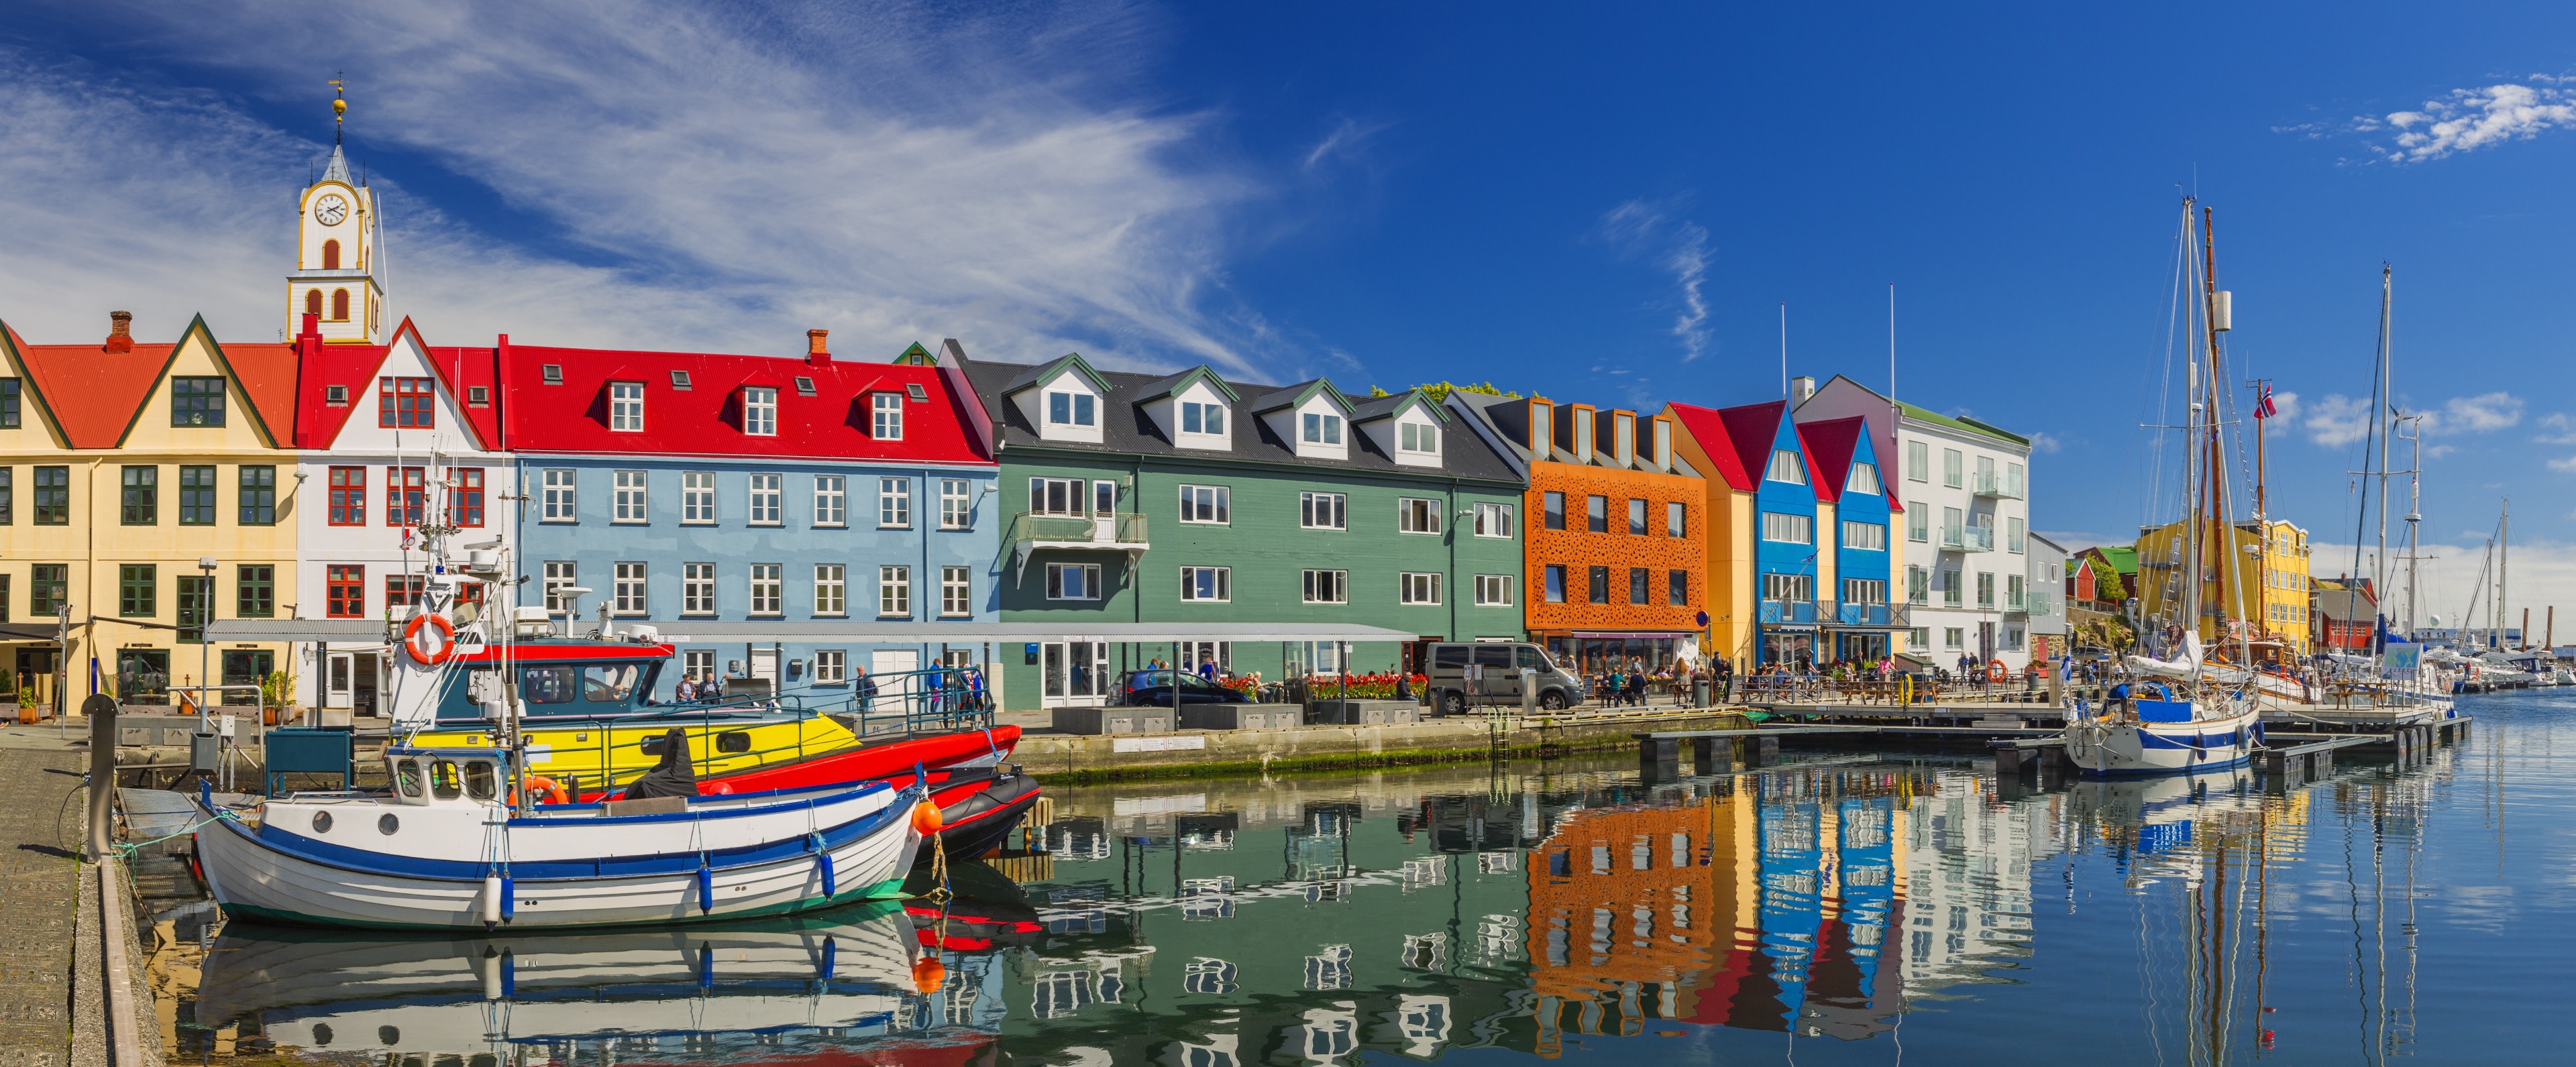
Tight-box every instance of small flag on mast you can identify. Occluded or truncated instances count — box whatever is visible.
[2253,384,2277,420]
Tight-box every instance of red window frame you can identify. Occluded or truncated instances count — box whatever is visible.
[449,467,485,528]
[327,466,366,526]
[325,565,364,618]
[458,581,486,606]
[386,466,425,526]
[385,575,425,609]
[380,377,435,429]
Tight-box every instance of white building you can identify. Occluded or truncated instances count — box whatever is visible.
[1796,376,2039,671]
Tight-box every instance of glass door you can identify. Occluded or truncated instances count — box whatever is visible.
[1042,641,1109,706]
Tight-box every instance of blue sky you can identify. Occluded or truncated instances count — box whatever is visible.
[4,1,2574,624]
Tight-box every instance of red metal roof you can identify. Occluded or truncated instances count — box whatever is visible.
[1664,402,1754,490]
[496,341,994,465]
[3,317,298,449]
[1796,416,1864,503]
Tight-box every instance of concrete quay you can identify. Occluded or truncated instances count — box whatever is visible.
[0,737,161,1067]
[1006,706,1754,781]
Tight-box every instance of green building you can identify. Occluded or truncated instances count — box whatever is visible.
[957,352,1527,711]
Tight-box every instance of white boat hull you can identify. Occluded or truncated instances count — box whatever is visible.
[2063,704,2261,777]
[195,782,923,930]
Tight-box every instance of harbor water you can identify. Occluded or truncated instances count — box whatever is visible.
[150,690,2573,1065]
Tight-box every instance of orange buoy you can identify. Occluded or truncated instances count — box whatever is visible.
[527,776,571,805]
[911,800,945,834]
[911,956,946,993]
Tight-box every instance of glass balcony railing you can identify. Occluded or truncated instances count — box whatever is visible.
[1970,472,2025,499]
[1008,511,1149,547]
[1962,526,1994,552]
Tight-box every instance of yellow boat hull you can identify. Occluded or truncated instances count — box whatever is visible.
[411,713,861,795]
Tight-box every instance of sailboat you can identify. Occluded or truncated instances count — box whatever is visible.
[2064,201,2261,775]
[193,484,932,930]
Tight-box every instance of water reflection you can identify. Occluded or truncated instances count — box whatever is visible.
[165,695,2522,1066]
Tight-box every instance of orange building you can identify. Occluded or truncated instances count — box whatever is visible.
[1450,393,1707,674]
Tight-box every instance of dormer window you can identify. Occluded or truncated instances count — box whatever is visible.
[1767,449,1807,484]
[1301,412,1342,445]
[609,382,645,432]
[325,384,349,406]
[1181,400,1227,436]
[1399,420,1438,455]
[541,364,563,384]
[669,370,692,390]
[1048,390,1095,427]
[794,376,817,396]
[379,377,433,429]
[466,386,489,407]
[1847,461,1881,495]
[172,377,227,427]
[743,387,778,435]
[906,383,928,402]
[871,393,904,440]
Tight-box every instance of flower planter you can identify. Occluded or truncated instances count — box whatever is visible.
[15,705,37,725]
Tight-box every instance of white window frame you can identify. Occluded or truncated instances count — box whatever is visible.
[941,566,972,617]
[813,475,847,527]
[1766,449,1807,484]
[1398,420,1440,456]
[1942,448,1963,488]
[609,381,645,432]
[1847,461,1880,495]
[682,562,716,616]
[813,649,846,684]
[1397,497,1442,535]
[1843,577,1887,604]
[878,565,911,617]
[1944,626,1965,651]
[1842,520,1886,551]
[748,473,782,526]
[1667,500,1686,539]
[1302,569,1348,604]
[1906,441,1928,482]
[1907,565,1929,604]
[871,392,904,440]
[939,479,972,530]
[742,387,778,436]
[1180,400,1227,437]
[611,561,647,616]
[1472,502,1513,539]
[681,471,716,524]
[2008,516,2026,553]
[1045,562,1102,601]
[1180,565,1232,602]
[1179,484,1230,524]
[1760,511,1813,544]
[541,469,577,522]
[1908,502,1929,542]
[1300,491,1346,530]
[1301,412,1344,445]
[814,564,846,617]
[1474,573,1513,606]
[877,477,912,528]
[612,470,648,524]
[1046,390,1095,427]
[543,560,577,614]
[1399,571,1442,606]
[748,563,783,616]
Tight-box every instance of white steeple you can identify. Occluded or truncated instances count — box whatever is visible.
[289,81,383,344]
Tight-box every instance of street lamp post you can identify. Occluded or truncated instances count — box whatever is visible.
[198,556,217,731]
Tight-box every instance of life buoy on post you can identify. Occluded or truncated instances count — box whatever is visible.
[1986,659,2007,683]
[405,613,457,665]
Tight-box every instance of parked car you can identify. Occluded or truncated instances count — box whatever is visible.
[1420,642,1586,714]
[1119,669,1248,706]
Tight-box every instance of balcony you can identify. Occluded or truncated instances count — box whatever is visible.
[1970,472,2025,500]
[1834,602,1907,627]
[1008,511,1150,582]
[1939,526,1994,552]
[1758,599,1823,626]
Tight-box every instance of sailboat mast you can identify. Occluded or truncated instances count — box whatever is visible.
[2404,418,2422,640]
[2375,266,2393,634]
[2498,500,2510,650]
[2184,203,2216,637]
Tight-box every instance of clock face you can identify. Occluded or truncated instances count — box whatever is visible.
[315,194,348,226]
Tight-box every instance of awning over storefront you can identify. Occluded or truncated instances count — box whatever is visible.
[1566,630,1697,639]
[0,624,66,642]
[208,619,1422,646]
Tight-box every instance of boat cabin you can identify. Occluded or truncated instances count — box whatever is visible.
[384,748,513,807]
[426,640,675,724]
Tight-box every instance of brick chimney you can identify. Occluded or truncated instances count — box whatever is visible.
[806,329,830,366]
[105,311,133,353]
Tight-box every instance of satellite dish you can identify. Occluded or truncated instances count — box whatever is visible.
[2426,613,2445,628]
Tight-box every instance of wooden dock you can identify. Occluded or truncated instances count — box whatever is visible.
[1632,713,2475,785]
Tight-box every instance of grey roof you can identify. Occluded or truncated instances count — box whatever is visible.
[1445,388,1701,478]
[1347,390,1438,424]
[959,357,1523,484]
[321,144,352,184]
[1134,366,1240,403]
[1248,378,1341,414]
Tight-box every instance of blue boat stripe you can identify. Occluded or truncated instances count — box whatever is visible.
[218,791,908,883]
[502,778,895,824]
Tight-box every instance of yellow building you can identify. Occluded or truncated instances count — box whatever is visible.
[2133,516,2310,658]
[0,313,303,714]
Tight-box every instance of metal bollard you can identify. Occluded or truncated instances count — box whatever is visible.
[85,693,118,862]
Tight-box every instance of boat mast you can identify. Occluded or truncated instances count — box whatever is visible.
[2375,266,2393,640]
[2404,416,2422,640]
[2184,203,2213,656]
[2498,500,2510,650]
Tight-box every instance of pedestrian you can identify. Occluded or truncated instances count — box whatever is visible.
[855,666,877,713]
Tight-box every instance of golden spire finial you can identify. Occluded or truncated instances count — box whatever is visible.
[329,74,346,144]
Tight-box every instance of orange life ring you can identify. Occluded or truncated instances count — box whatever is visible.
[1986,659,2007,683]
[404,613,456,665]
[527,776,570,805]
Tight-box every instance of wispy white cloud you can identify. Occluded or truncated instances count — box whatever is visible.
[2304,394,2375,447]
[2265,389,2301,425]
[0,1,1290,375]
[1301,117,1387,173]
[2028,431,2061,453]
[2419,391,2523,435]
[2354,79,2576,163]
[1598,198,1711,362]
[2536,412,2576,445]
[2547,453,2576,473]
[2302,390,2522,447]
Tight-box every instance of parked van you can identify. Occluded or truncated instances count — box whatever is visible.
[1422,642,1587,714]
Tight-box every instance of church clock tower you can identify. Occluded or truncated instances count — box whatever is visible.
[288,81,384,343]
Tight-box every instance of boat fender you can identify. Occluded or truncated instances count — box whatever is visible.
[912,956,947,994]
[698,944,715,990]
[696,863,714,913]
[912,800,945,834]
[819,936,837,981]
[501,950,516,998]
[500,875,516,922]
[480,874,502,928]
[479,946,502,999]
[814,833,837,897]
